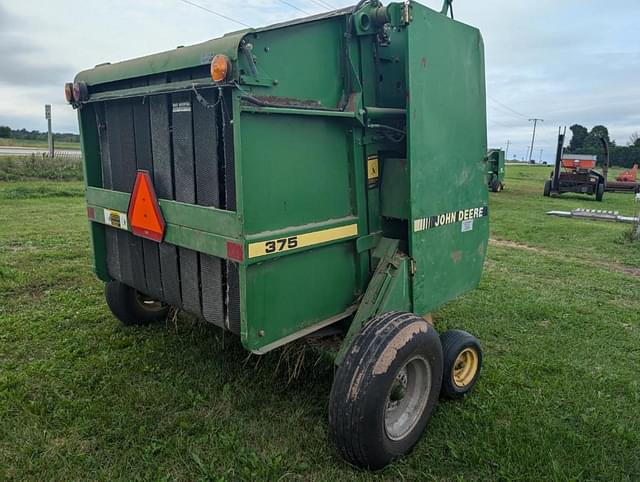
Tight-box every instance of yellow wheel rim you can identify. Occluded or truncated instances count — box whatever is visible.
[453,348,478,388]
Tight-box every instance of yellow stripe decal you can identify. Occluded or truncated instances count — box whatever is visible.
[248,223,358,259]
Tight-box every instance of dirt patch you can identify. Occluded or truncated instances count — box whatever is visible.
[490,238,549,254]
[614,265,640,277]
[490,238,640,278]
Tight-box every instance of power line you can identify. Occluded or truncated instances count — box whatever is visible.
[278,0,312,15]
[178,0,252,28]
[308,0,335,9]
[487,95,529,119]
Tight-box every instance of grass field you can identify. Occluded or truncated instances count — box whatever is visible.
[0,155,83,182]
[1,167,639,481]
[0,138,81,150]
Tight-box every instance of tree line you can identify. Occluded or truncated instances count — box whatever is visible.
[566,124,640,168]
[0,126,80,143]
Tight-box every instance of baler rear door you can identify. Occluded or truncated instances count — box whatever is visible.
[406,2,489,315]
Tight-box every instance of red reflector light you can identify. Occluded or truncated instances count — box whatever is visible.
[64,83,74,103]
[87,206,95,219]
[226,241,244,261]
[127,171,166,242]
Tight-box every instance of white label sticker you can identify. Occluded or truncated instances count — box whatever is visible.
[172,102,191,113]
[461,219,474,232]
[104,209,128,230]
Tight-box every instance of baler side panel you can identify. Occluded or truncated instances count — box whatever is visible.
[238,112,358,351]
[407,3,489,315]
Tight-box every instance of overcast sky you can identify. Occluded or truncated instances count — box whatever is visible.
[1,0,638,162]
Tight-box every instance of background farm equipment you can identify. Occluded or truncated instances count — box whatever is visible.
[68,0,488,470]
[547,208,640,239]
[604,163,639,193]
[544,128,606,201]
[487,148,505,192]
[617,164,638,183]
[546,208,638,224]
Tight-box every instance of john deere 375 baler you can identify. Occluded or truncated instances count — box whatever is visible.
[67,0,488,469]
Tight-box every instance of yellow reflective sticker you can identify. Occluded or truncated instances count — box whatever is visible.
[103,208,128,230]
[367,155,379,180]
[248,224,358,259]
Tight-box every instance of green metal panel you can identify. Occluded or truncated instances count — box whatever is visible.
[238,19,347,109]
[87,204,239,261]
[75,32,248,85]
[77,105,109,281]
[239,113,354,234]
[236,96,360,351]
[335,237,411,364]
[406,2,488,316]
[85,187,243,238]
[243,242,357,352]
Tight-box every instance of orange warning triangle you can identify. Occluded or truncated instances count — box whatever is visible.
[127,171,166,242]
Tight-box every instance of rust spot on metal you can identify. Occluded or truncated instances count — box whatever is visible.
[241,95,323,108]
[372,322,428,375]
[450,250,463,263]
[423,313,433,325]
[420,57,428,69]
[345,93,359,112]
[477,242,486,256]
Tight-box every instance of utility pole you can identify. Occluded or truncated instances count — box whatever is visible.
[45,104,53,157]
[505,140,510,160]
[527,118,543,162]
[538,148,543,163]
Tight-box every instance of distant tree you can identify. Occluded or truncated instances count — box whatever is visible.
[568,124,588,151]
[584,125,612,151]
[0,126,10,138]
[630,131,640,147]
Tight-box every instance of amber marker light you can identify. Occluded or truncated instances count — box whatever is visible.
[72,81,89,102]
[211,54,231,83]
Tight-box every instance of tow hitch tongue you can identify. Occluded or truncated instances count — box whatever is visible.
[127,170,166,242]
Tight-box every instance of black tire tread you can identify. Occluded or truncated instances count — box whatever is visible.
[105,280,169,326]
[330,311,407,467]
[330,312,442,469]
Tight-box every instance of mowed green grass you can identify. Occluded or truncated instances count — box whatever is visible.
[1,169,639,481]
[0,138,81,150]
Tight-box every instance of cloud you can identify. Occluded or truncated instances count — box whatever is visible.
[0,4,74,88]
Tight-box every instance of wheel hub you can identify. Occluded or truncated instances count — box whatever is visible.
[384,356,431,441]
[135,292,166,312]
[453,348,478,388]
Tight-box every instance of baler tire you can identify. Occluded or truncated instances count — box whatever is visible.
[105,280,169,326]
[543,180,551,197]
[440,330,482,400]
[595,182,605,202]
[329,312,443,470]
[490,179,501,193]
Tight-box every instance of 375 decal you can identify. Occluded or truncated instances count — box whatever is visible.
[265,236,298,254]
[248,224,358,259]
[413,206,488,233]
